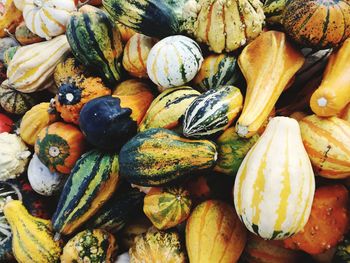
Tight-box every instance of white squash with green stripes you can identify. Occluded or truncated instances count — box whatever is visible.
[233,117,315,240]
[147,35,203,89]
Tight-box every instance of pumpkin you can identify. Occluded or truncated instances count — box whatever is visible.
[283,0,350,49]
[15,21,44,45]
[117,22,136,43]
[147,35,203,89]
[35,122,86,174]
[0,112,13,133]
[0,0,23,38]
[234,117,315,240]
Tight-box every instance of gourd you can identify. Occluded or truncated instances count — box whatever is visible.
[183,85,243,138]
[147,35,203,88]
[139,86,200,132]
[13,0,24,10]
[15,21,43,45]
[119,128,218,186]
[66,8,123,87]
[263,0,291,25]
[186,200,247,263]
[0,37,19,62]
[310,39,350,117]
[234,117,315,240]
[20,102,59,146]
[52,150,119,235]
[0,133,31,181]
[0,113,13,133]
[23,0,77,40]
[143,187,192,230]
[129,227,186,263]
[122,33,157,78]
[299,115,350,179]
[34,122,86,174]
[235,31,305,138]
[117,22,136,43]
[340,103,350,122]
[3,200,61,263]
[333,234,350,263]
[7,35,71,93]
[3,46,19,67]
[0,0,23,38]
[283,0,350,49]
[61,229,117,263]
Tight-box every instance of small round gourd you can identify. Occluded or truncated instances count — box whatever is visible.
[147,35,203,89]
[15,21,44,45]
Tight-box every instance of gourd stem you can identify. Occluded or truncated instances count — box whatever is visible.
[317,97,328,107]
[77,0,92,8]
[4,29,21,46]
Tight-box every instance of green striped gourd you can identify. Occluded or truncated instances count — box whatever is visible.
[52,150,120,235]
[183,86,243,138]
[119,128,218,186]
[7,35,70,93]
[139,86,200,132]
[66,8,123,87]
[234,117,315,240]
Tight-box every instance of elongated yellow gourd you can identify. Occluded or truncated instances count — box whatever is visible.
[236,31,305,138]
[310,39,350,117]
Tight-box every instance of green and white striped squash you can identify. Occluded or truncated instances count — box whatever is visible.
[183,86,243,138]
[233,117,315,240]
[147,35,203,89]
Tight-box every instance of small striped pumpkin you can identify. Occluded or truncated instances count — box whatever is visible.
[147,35,203,89]
[183,85,243,138]
[234,117,315,240]
[299,115,350,179]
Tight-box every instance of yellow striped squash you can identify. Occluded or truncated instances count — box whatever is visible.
[299,115,350,179]
[7,35,71,93]
[234,117,315,240]
[186,200,247,263]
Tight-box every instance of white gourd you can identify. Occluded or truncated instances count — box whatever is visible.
[13,0,24,10]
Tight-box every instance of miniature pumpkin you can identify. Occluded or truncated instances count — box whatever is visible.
[15,21,44,45]
[0,0,23,38]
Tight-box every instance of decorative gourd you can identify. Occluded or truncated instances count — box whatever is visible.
[52,150,119,235]
[192,54,240,92]
[283,0,350,49]
[13,0,24,10]
[0,37,19,62]
[35,122,86,174]
[27,154,65,196]
[236,31,305,138]
[183,85,243,138]
[333,234,350,263]
[214,127,259,177]
[0,61,6,83]
[3,200,62,263]
[79,96,137,151]
[0,113,13,133]
[147,35,203,88]
[7,35,71,93]
[15,21,44,45]
[139,86,200,132]
[117,22,136,43]
[120,216,152,251]
[129,227,186,263]
[23,0,77,40]
[0,133,31,181]
[234,117,315,240]
[299,115,350,179]
[61,229,117,263]
[0,0,23,38]
[123,33,157,78]
[143,187,192,230]
[186,200,247,263]
[119,128,217,186]
[310,39,350,117]
[340,103,350,122]
[263,0,291,25]
[20,102,59,146]
[3,46,19,67]
[66,9,123,87]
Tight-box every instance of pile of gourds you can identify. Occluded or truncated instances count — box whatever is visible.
[0,0,349,262]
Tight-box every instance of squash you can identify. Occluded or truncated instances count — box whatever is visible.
[61,229,117,263]
[120,216,152,251]
[263,0,291,25]
[0,112,13,133]
[310,39,350,117]
[79,96,137,151]
[299,115,350,179]
[183,85,243,138]
[15,21,43,45]
[236,31,305,138]
[3,200,61,263]
[13,0,24,10]
[340,103,350,122]
[122,33,157,78]
[117,22,136,43]
[214,127,259,177]
[234,117,315,240]
[283,0,350,49]
[0,37,19,62]
[143,187,192,230]
[0,133,31,181]
[192,53,240,92]
[0,0,23,38]
[333,233,350,263]
[7,35,71,93]
[52,150,119,235]
[119,128,218,186]
[35,122,86,174]
[147,35,203,89]
[3,46,19,68]
[139,86,200,132]
[129,227,186,263]
[186,200,247,263]
[20,102,59,146]
[66,8,123,87]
